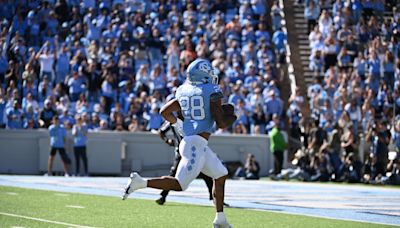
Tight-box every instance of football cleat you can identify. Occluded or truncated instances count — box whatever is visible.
[122,172,147,200]
[155,197,166,205]
[212,221,233,228]
[213,215,232,228]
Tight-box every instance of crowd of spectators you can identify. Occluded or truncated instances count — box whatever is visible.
[0,0,288,136]
[2,0,398,184]
[276,0,400,185]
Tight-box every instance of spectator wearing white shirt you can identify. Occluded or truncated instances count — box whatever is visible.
[35,41,57,82]
[318,10,332,38]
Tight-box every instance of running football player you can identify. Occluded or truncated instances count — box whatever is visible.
[122,58,236,228]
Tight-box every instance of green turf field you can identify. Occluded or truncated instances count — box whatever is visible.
[0,185,395,228]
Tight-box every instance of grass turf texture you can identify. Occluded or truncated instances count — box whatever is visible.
[0,185,395,228]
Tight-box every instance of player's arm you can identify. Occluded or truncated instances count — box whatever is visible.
[210,94,237,129]
[160,98,181,124]
[158,121,174,146]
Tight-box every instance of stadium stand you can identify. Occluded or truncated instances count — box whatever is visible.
[0,0,284,134]
[0,0,399,185]
[280,0,400,184]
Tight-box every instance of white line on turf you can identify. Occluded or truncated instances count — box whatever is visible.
[54,193,69,197]
[0,212,96,228]
[66,205,85,209]
[6,192,18,195]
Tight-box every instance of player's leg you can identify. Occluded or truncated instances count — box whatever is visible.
[213,175,227,212]
[201,146,232,228]
[47,148,57,175]
[147,176,181,190]
[123,136,205,200]
[149,136,205,191]
[157,150,181,205]
[198,172,213,200]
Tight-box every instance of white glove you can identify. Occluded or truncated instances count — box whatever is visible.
[172,118,184,137]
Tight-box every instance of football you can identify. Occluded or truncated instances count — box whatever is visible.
[222,103,235,116]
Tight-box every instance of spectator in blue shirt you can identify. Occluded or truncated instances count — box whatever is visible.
[72,115,89,176]
[309,50,324,76]
[337,47,351,70]
[55,44,70,85]
[87,19,101,41]
[271,1,282,31]
[264,90,283,120]
[67,71,86,102]
[143,104,163,132]
[0,91,5,128]
[101,75,115,114]
[304,0,320,33]
[59,108,75,129]
[228,85,245,106]
[0,47,8,85]
[368,52,381,81]
[40,99,57,128]
[383,51,395,91]
[23,104,39,129]
[6,101,23,129]
[272,28,287,53]
[47,116,71,176]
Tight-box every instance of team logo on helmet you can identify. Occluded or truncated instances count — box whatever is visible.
[186,58,219,85]
[198,62,212,74]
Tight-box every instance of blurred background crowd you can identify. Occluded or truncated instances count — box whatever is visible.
[281,0,400,185]
[0,0,286,134]
[0,0,398,184]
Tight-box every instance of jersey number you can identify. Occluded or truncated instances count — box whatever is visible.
[180,96,205,120]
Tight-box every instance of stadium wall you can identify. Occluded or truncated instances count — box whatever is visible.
[0,130,274,177]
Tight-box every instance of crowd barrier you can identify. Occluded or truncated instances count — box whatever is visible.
[0,130,277,177]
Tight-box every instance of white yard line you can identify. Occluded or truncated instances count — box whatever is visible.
[66,205,85,209]
[5,192,18,195]
[54,193,69,197]
[0,212,96,228]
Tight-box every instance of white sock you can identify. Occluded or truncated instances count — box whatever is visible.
[215,212,226,222]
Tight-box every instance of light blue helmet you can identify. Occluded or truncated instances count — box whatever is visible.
[186,58,219,85]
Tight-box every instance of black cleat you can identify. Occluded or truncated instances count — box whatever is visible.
[156,197,166,205]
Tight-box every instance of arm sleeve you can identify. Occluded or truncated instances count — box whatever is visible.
[159,121,171,133]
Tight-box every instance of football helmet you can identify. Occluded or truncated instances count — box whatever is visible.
[186,58,219,85]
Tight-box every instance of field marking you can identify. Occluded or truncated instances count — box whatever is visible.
[66,205,85,209]
[54,193,69,197]
[0,212,96,228]
[6,192,18,195]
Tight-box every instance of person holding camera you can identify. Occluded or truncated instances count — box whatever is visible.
[366,120,390,178]
[234,153,260,180]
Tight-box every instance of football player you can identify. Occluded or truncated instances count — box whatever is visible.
[156,118,230,207]
[156,118,214,205]
[122,58,236,228]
